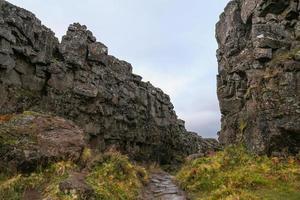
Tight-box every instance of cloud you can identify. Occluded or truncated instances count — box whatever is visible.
[180,110,220,138]
[8,0,230,138]
[133,64,196,98]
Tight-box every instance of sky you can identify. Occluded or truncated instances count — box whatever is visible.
[9,0,230,138]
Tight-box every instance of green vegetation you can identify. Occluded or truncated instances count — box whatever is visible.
[86,150,148,200]
[237,120,247,142]
[0,161,77,200]
[176,146,300,200]
[0,151,148,200]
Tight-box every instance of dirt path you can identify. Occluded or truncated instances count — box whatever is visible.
[140,171,187,200]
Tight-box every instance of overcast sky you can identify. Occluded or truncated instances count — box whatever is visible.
[9,0,229,138]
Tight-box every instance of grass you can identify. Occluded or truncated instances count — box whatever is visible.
[86,150,148,200]
[0,111,149,199]
[176,145,300,200]
[0,150,148,200]
[0,161,77,200]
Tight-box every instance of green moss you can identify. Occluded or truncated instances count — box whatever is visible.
[176,146,300,200]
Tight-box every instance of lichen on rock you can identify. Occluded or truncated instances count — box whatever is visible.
[216,0,300,155]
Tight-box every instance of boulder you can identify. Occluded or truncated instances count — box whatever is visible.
[59,172,94,199]
[0,112,87,173]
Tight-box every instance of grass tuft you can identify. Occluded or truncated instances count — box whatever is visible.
[0,151,148,200]
[0,161,76,200]
[176,145,300,200]
[86,150,148,200]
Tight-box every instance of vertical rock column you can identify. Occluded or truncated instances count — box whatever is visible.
[216,0,300,155]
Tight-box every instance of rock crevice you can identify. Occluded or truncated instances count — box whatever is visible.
[0,0,218,164]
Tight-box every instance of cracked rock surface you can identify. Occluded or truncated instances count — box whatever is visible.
[216,0,300,155]
[0,0,219,164]
[140,171,187,200]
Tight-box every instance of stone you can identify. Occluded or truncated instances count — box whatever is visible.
[12,46,37,58]
[282,1,299,20]
[140,172,187,200]
[253,37,287,49]
[217,0,300,155]
[87,42,108,62]
[59,172,94,199]
[216,0,247,57]
[35,65,47,78]
[59,23,89,67]
[295,22,300,40]
[240,0,259,24]
[0,53,15,69]
[0,0,216,164]
[254,48,272,61]
[1,69,21,86]
[48,61,65,74]
[0,39,13,54]
[47,73,74,91]
[294,51,300,61]
[73,84,98,98]
[0,27,16,43]
[259,0,289,16]
[21,75,45,91]
[0,112,87,173]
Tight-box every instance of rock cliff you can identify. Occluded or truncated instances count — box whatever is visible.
[0,0,218,164]
[216,0,300,155]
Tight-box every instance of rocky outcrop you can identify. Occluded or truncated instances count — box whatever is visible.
[0,112,87,173]
[0,0,218,164]
[216,0,300,155]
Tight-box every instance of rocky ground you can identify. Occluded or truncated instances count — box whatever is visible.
[140,171,187,200]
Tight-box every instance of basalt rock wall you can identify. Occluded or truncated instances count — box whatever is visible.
[216,0,300,155]
[0,1,218,164]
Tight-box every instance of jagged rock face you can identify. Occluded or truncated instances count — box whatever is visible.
[0,1,217,164]
[216,0,300,155]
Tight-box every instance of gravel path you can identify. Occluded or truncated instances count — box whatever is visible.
[140,171,187,200]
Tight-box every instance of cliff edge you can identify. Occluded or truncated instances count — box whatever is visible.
[216,0,300,155]
[0,0,219,164]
